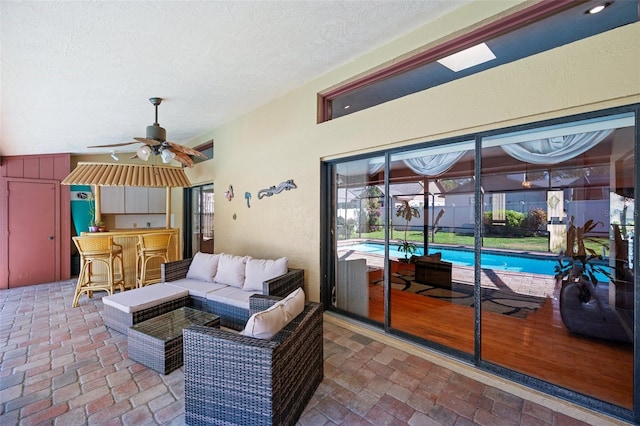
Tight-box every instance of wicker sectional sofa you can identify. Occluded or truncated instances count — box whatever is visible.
[183,294,324,426]
[102,253,304,334]
[102,253,322,424]
[162,254,304,330]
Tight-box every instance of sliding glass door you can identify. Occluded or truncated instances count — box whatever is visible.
[479,113,635,409]
[387,141,475,354]
[322,106,638,419]
[332,156,385,323]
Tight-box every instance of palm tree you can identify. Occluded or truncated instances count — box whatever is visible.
[396,200,420,260]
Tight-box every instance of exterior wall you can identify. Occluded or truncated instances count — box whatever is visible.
[0,154,71,289]
[180,1,640,302]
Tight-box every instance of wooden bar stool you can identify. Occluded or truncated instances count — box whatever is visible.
[136,233,172,288]
[72,235,125,307]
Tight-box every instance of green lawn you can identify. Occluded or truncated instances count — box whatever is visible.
[350,229,608,254]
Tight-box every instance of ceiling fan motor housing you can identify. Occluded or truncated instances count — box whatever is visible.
[146,123,166,142]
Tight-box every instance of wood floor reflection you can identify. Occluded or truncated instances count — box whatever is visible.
[368,284,634,409]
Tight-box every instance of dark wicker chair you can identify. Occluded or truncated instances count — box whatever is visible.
[183,294,324,426]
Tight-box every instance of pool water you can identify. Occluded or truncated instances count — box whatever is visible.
[342,242,562,276]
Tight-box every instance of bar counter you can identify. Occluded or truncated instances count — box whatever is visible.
[80,228,180,289]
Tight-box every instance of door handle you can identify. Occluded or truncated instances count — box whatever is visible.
[48,236,54,240]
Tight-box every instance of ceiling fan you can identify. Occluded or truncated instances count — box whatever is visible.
[88,97,207,167]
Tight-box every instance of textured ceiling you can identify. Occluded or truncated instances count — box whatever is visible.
[0,1,469,157]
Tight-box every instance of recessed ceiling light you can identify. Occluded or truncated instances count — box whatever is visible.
[586,2,611,14]
[437,43,496,72]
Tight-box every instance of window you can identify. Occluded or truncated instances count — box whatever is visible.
[192,140,214,164]
[319,1,638,121]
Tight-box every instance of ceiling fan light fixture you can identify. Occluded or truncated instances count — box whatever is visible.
[146,97,167,142]
[86,97,207,168]
[137,145,152,161]
[161,149,176,164]
[146,123,167,142]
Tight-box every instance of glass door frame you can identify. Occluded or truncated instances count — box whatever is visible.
[183,182,214,259]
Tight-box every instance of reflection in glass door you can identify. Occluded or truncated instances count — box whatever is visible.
[480,113,635,409]
[333,157,385,323]
[388,142,475,354]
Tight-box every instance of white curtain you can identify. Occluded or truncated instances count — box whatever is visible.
[403,151,466,176]
[500,129,612,164]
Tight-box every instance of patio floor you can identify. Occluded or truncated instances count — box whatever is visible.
[0,280,626,425]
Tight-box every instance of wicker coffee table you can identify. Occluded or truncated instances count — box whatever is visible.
[128,307,220,374]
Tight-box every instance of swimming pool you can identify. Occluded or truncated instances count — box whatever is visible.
[341,242,562,276]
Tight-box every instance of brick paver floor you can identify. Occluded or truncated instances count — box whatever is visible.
[0,280,626,425]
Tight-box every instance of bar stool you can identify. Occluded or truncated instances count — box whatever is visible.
[136,233,172,288]
[72,235,125,307]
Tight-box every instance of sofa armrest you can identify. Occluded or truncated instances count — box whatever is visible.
[184,324,279,350]
[161,258,192,282]
[263,268,304,297]
[249,294,282,314]
[184,302,322,351]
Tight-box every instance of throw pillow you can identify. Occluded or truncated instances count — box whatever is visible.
[242,303,287,339]
[243,257,288,292]
[214,253,248,287]
[281,287,305,321]
[186,252,220,282]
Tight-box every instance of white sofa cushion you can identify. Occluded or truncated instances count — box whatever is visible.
[205,286,257,309]
[241,303,287,339]
[165,278,227,298]
[280,287,305,321]
[243,257,288,292]
[186,252,220,282]
[102,285,188,313]
[214,254,248,288]
[241,288,305,339]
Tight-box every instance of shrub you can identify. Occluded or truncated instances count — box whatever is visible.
[525,207,547,235]
[483,210,527,236]
[505,210,526,233]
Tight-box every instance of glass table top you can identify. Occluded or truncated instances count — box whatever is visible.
[130,307,219,341]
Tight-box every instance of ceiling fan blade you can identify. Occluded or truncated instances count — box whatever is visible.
[173,151,195,167]
[133,137,162,146]
[87,141,140,148]
[167,141,208,158]
[129,153,139,159]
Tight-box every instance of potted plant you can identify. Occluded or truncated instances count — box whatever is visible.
[396,200,421,262]
[554,217,612,302]
[97,221,108,232]
[87,195,99,232]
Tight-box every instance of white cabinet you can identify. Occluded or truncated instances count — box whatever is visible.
[100,187,166,214]
[100,187,125,213]
[125,187,166,214]
[147,188,166,213]
[124,187,148,213]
